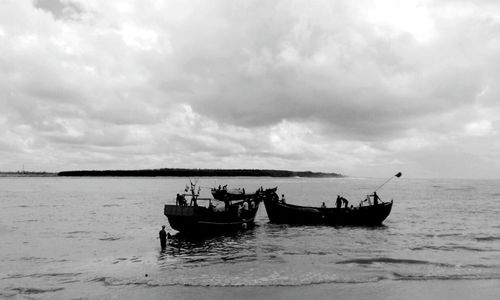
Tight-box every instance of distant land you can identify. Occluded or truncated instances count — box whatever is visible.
[57,168,344,178]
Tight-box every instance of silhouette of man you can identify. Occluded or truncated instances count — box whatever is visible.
[336,195,342,209]
[373,192,380,205]
[159,225,167,249]
[342,197,349,208]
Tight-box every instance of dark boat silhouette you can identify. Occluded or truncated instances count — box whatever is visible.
[210,187,255,201]
[263,172,402,226]
[263,195,393,226]
[164,183,273,234]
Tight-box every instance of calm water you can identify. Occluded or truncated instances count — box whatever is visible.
[1,177,500,298]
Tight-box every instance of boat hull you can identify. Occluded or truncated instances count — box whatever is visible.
[211,189,255,201]
[264,199,393,226]
[164,203,260,234]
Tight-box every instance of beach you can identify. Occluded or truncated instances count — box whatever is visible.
[33,279,498,300]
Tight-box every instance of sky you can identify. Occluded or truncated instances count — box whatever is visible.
[1,0,500,179]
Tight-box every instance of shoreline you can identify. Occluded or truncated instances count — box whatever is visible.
[47,279,500,300]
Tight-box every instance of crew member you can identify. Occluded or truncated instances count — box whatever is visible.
[179,194,187,206]
[336,195,342,209]
[342,197,349,208]
[372,192,380,205]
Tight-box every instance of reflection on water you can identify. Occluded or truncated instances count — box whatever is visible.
[158,230,261,268]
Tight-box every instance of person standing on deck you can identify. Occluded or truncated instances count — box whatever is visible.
[336,195,342,209]
[159,225,167,249]
[372,192,380,205]
[342,197,349,208]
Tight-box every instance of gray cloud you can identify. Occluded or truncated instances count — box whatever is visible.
[1,0,500,177]
[34,0,85,20]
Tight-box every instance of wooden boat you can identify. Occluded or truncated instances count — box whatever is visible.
[264,173,400,226]
[164,184,272,234]
[211,187,256,201]
[263,191,393,226]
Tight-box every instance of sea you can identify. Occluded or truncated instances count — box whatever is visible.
[1,176,500,299]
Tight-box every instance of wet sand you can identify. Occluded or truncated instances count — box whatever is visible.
[83,279,500,300]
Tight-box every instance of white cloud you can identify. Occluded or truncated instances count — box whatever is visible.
[362,0,436,43]
[465,120,494,136]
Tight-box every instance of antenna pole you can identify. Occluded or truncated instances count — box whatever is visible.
[373,172,402,193]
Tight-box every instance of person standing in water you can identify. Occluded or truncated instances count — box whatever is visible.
[159,225,167,249]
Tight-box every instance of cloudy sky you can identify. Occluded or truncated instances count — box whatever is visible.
[1,0,500,178]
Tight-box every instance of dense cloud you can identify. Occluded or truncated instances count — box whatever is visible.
[1,0,500,178]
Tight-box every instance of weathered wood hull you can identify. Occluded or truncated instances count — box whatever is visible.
[264,199,393,226]
[164,203,260,234]
[211,189,256,201]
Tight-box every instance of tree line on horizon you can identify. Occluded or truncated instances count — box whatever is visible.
[57,168,344,178]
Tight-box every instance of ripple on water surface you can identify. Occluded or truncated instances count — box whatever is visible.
[2,177,500,294]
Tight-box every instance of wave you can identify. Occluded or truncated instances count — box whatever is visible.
[392,272,500,281]
[282,250,330,256]
[66,230,91,235]
[4,287,64,295]
[474,236,500,242]
[424,233,462,238]
[14,219,39,223]
[18,256,46,262]
[88,271,500,288]
[99,236,122,241]
[336,257,452,267]
[3,272,83,280]
[13,256,68,263]
[336,257,499,270]
[444,186,476,192]
[88,275,388,288]
[436,233,462,237]
[410,245,492,252]
[451,245,492,252]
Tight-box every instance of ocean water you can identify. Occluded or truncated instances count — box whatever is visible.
[1,176,500,298]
